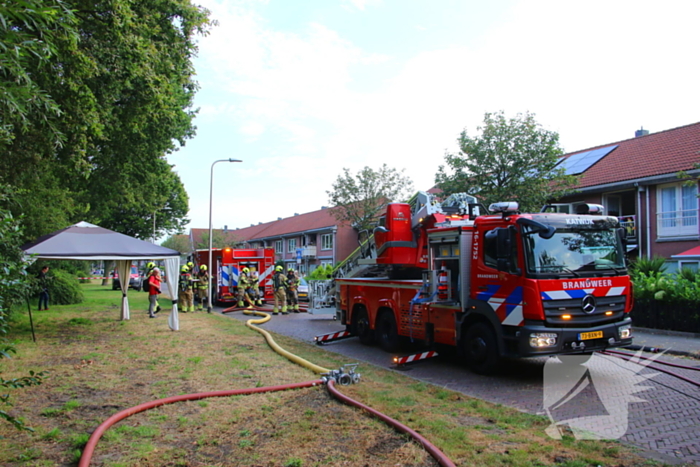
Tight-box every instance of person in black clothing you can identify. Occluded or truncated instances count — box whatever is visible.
[37,266,50,311]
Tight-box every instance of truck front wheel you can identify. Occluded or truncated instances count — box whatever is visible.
[462,322,500,375]
[376,311,400,352]
[354,309,374,345]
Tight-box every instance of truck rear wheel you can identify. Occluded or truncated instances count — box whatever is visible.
[462,322,500,375]
[354,309,374,345]
[376,311,400,352]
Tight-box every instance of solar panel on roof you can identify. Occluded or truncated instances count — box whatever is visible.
[558,145,618,175]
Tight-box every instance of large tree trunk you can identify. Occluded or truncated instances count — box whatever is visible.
[101,260,115,286]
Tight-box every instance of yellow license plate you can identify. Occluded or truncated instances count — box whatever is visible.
[578,331,603,340]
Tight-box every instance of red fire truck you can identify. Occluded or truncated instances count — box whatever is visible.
[332,192,633,373]
[194,247,275,305]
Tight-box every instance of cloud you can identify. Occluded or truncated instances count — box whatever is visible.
[177,0,700,233]
[341,0,382,12]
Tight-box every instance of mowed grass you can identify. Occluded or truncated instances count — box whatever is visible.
[0,283,665,466]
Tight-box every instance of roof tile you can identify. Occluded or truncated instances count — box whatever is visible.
[565,122,700,188]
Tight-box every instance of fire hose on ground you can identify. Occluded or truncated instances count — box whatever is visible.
[78,309,456,467]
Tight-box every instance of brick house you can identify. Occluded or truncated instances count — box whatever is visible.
[553,122,700,272]
[189,207,357,274]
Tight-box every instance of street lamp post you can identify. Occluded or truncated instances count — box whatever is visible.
[208,159,242,312]
[152,210,157,243]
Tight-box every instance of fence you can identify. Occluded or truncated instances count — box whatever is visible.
[632,299,700,333]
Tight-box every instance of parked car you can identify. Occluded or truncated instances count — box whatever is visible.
[112,266,143,291]
[297,277,309,301]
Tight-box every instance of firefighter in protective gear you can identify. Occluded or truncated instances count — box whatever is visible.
[196,264,209,311]
[178,265,195,312]
[237,267,255,309]
[249,269,263,306]
[272,265,288,314]
[286,268,300,312]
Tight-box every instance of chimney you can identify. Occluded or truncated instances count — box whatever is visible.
[277,217,282,220]
[635,127,649,138]
[294,213,299,216]
[321,206,328,210]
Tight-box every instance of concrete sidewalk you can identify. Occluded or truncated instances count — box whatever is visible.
[630,327,700,358]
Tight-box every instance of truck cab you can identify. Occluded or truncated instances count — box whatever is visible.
[449,202,633,371]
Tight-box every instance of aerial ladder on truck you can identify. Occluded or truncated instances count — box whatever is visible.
[307,191,463,315]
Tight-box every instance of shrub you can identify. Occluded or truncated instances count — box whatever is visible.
[307,264,334,281]
[47,269,84,305]
[677,266,700,283]
[629,256,667,276]
[0,185,46,432]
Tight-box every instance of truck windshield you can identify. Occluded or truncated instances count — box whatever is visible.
[522,228,625,277]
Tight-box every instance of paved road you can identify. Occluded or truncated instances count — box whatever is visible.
[220,307,700,466]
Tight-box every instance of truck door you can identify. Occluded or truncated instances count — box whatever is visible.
[474,226,524,327]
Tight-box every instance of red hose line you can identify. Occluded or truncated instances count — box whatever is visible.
[326,380,456,467]
[79,379,323,467]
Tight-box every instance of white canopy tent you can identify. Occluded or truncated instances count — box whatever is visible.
[21,222,182,330]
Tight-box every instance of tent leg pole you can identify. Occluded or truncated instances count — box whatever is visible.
[26,297,36,343]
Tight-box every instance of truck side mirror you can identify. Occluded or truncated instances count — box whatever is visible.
[487,227,519,274]
[617,227,628,249]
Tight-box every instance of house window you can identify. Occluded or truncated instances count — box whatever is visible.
[657,183,699,238]
[288,238,296,251]
[679,261,699,273]
[605,195,621,217]
[275,240,283,254]
[321,233,333,250]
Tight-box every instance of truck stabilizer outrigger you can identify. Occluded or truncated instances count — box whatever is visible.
[314,330,353,345]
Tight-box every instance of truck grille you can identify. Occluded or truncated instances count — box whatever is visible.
[543,295,627,327]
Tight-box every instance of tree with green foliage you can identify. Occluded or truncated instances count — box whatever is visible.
[0,0,76,148]
[0,186,46,431]
[435,111,578,213]
[326,164,415,232]
[162,234,192,255]
[0,0,211,241]
[195,230,239,250]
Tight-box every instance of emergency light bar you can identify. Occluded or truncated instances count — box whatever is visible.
[489,201,519,214]
[575,203,605,215]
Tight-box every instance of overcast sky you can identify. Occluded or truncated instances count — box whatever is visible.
[167,0,700,239]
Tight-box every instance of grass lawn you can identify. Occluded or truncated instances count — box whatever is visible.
[0,283,669,466]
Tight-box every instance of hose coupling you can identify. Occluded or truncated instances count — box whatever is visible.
[321,364,361,386]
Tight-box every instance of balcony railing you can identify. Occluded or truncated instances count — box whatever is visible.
[656,209,699,238]
[301,245,317,258]
[618,215,637,242]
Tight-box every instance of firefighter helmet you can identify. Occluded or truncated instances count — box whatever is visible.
[187,261,194,269]
[180,265,189,273]
[147,262,155,270]
[200,265,207,271]
[242,267,249,274]
[275,265,283,272]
